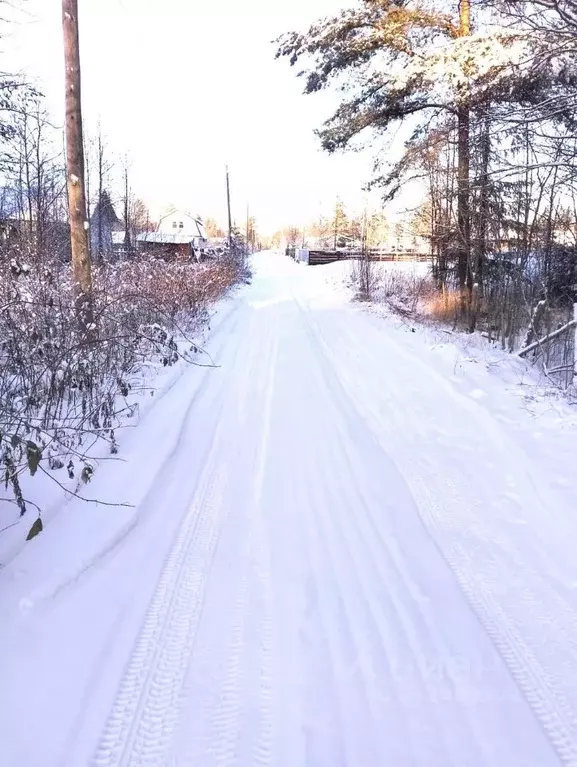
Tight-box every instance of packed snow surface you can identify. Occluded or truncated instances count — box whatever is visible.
[2,252,577,766]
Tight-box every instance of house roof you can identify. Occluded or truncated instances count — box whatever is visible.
[158,209,202,225]
[137,232,196,245]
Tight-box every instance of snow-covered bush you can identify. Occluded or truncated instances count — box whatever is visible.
[350,249,383,301]
[0,253,238,538]
[355,262,435,316]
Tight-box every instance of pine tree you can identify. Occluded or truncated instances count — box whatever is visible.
[204,217,225,238]
[90,190,120,259]
[277,0,568,324]
[332,198,349,250]
[366,211,389,249]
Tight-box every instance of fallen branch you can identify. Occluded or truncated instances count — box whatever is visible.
[518,318,577,358]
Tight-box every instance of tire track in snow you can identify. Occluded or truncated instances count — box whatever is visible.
[93,464,226,767]
[201,313,277,767]
[246,321,277,767]
[205,566,251,766]
[409,472,577,767]
[295,304,435,763]
[316,352,495,762]
[308,308,572,765]
[260,304,348,766]
[98,307,260,767]
[299,309,450,764]
[338,315,577,765]
[161,308,278,767]
[295,431,349,767]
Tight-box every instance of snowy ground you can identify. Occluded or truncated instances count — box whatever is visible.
[2,252,577,766]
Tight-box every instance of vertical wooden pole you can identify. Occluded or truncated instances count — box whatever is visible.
[62,0,93,328]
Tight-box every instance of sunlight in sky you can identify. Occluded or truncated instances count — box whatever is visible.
[5,0,387,233]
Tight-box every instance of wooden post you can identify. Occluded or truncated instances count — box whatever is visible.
[62,0,93,329]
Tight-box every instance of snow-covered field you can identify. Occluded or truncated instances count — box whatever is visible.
[1,252,577,766]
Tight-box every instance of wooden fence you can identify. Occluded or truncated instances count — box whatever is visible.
[301,250,432,266]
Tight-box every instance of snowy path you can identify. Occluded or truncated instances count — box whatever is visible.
[3,252,577,766]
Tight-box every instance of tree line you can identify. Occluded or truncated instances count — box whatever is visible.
[273,201,395,252]
[0,86,152,266]
[278,1,577,356]
[0,2,244,548]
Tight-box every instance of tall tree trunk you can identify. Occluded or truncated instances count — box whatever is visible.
[98,127,104,262]
[84,132,91,257]
[470,113,490,333]
[246,204,250,256]
[124,158,130,253]
[457,0,471,318]
[22,113,34,243]
[62,0,93,331]
[35,113,45,259]
[334,199,338,251]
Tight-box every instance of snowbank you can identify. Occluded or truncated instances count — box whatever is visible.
[0,296,239,572]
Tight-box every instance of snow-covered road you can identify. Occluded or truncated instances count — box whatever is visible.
[3,252,577,766]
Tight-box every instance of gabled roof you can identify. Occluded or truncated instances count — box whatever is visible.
[158,209,202,226]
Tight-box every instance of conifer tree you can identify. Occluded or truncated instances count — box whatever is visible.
[277,0,570,324]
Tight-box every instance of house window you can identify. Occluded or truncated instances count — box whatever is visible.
[172,221,177,228]
[179,222,184,229]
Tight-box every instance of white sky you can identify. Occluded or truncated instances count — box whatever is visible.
[4,0,392,233]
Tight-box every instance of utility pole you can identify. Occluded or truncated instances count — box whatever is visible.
[62,0,93,329]
[226,166,232,252]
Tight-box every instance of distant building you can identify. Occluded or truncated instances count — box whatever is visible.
[136,209,208,261]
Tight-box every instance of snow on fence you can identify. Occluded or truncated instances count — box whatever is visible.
[306,250,431,266]
[285,247,431,266]
[518,303,577,388]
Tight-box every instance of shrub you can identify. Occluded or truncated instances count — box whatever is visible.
[0,253,239,533]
